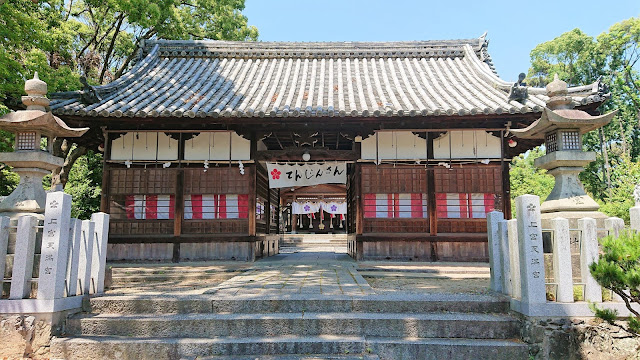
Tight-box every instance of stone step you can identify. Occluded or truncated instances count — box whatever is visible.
[280,241,348,246]
[280,243,348,248]
[51,335,367,360]
[367,337,529,360]
[281,235,348,244]
[195,355,379,360]
[88,294,510,314]
[66,312,520,339]
[50,336,528,360]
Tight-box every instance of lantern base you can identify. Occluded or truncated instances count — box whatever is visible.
[0,167,51,214]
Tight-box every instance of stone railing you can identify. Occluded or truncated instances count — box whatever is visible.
[0,192,109,314]
[488,194,640,317]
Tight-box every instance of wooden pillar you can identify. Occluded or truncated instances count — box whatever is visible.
[291,195,297,233]
[501,130,512,219]
[248,165,256,236]
[355,163,363,235]
[427,132,438,261]
[100,132,111,213]
[502,160,511,220]
[173,170,184,263]
[427,132,437,235]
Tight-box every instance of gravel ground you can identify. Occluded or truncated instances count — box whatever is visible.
[364,276,491,295]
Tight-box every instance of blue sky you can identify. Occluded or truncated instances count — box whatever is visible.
[244,0,639,83]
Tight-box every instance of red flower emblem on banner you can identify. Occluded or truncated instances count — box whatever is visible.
[271,169,281,180]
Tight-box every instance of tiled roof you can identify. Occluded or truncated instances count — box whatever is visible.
[50,37,607,119]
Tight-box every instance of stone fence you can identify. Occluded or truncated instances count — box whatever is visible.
[488,194,640,317]
[0,192,109,314]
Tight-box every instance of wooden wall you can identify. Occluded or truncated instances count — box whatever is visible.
[360,164,429,233]
[108,168,176,235]
[349,163,503,262]
[104,164,280,262]
[434,165,503,234]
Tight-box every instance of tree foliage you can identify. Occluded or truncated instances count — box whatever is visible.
[67,0,258,83]
[0,0,257,214]
[65,150,103,219]
[525,18,640,218]
[509,147,555,214]
[590,230,640,333]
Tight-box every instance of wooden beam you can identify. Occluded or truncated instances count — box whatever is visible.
[356,233,487,242]
[255,149,359,161]
[60,112,543,129]
[249,131,257,159]
[108,235,263,244]
[273,132,284,149]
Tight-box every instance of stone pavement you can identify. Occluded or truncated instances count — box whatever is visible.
[209,252,375,297]
[106,252,492,297]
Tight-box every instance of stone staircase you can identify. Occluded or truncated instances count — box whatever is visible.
[51,293,529,359]
[280,234,348,253]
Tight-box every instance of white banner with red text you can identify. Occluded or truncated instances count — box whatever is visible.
[266,162,347,188]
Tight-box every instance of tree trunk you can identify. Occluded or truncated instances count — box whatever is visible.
[619,118,628,156]
[114,29,156,79]
[114,46,138,79]
[599,128,612,197]
[51,145,89,190]
[99,13,125,84]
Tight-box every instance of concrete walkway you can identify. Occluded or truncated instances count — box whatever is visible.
[209,252,374,297]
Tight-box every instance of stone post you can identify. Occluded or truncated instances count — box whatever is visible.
[515,195,546,305]
[0,216,9,286]
[604,217,625,238]
[9,215,38,299]
[66,218,82,296]
[632,185,640,231]
[91,212,110,294]
[37,192,72,300]
[78,220,95,295]
[631,206,640,232]
[579,217,602,302]
[551,218,573,302]
[486,211,504,292]
[507,219,521,299]
[498,219,511,295]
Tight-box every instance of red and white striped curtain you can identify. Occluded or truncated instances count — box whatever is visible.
[436,193,495,219]
[184,194,249,219]
[363,193,428,218]
[125,195,175,219]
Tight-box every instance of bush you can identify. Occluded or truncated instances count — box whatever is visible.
[589,230,640,333]
[589,303,618,324]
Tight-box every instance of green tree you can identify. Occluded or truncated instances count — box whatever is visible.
[527,18,640,208]
[0,129,18,196]
[0,0,81,114]
[68,0,258,83]
[1,0,258,215]
[590,230,640,333]
[64,150,103,219]
[598,154,640,223]
[509,147,555,215]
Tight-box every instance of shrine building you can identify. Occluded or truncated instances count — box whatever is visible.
[50,36,607,262]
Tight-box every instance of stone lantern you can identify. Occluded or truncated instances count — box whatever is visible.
[0,73,88,218]
[512,74,617,226]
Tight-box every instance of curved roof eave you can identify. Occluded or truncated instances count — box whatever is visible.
[49,38,608,121]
